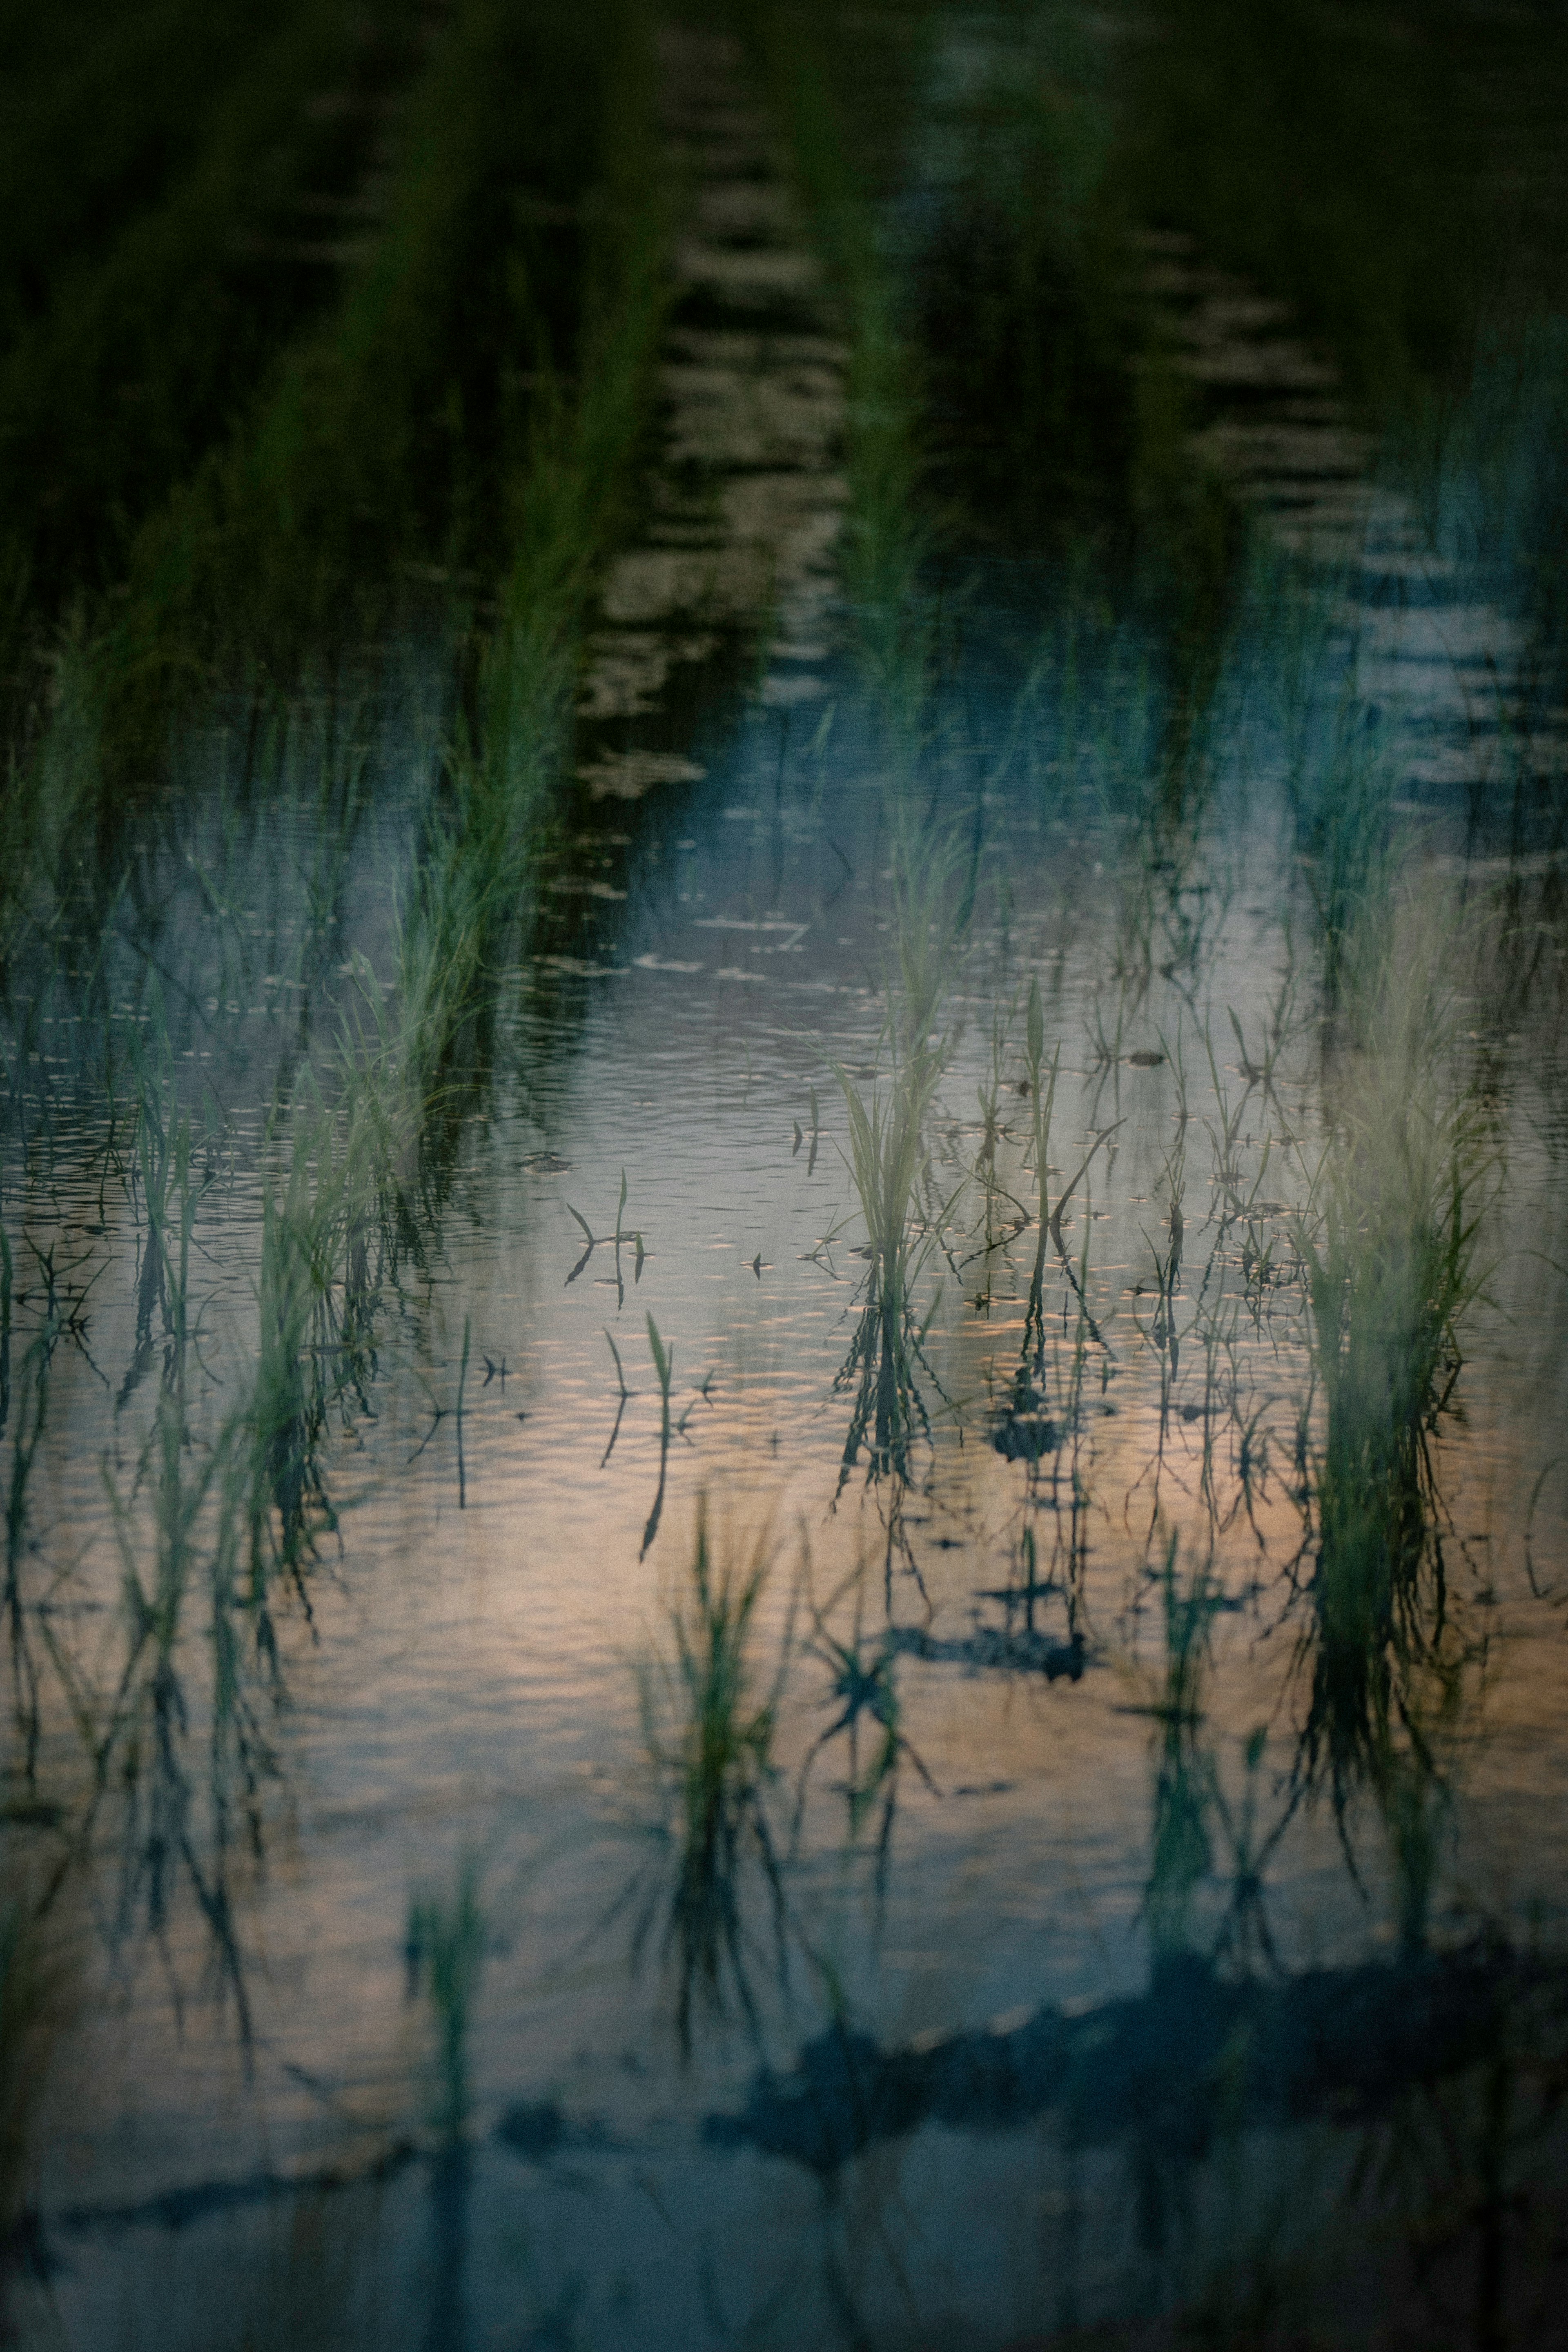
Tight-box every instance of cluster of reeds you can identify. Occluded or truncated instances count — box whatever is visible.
[1125,0,1527,419]
[0,0,672,962]
[0,0,403,676]
[0,1018,426,2042]
[633,1506,793,2054]
[1292,908,1493,1873]
[833,1041,949,1488]
[907,6,1153,554]
[755,1,930,716]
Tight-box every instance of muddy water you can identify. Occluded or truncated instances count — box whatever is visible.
[6,18,1568,2352]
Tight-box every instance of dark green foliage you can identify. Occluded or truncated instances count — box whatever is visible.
[1127,0,1568,414]
[109,0,629,715]
[914,51,1144,550]
[0,1,414,654]
[0,0,310,352]
[0,0,666,796]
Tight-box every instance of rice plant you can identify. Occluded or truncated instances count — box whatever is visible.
[1292,908,1494,1838]
[833,1041,953,1488]
[633,1504,794,2056]
[760,14,930,716]
[89,1382,262,2047]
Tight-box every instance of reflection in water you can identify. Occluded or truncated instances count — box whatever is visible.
[2,2,1567,2348]
[629,1506,795,2058]
[1292,924,1494,1942]
[794,1562,940,1891]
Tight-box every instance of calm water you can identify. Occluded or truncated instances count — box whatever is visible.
[5,11,1568,2352]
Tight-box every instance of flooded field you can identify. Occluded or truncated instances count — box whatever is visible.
[3,3,1567,2348]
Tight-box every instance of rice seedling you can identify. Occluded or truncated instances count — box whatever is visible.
[756,7,931,719]
[0,613,102,976]
[2,0,670,973]
[907,4,1151,557]
[1290,686,1398,1009]
[22,1067,332,2026]
[118,1045,207,1411]
[833,1042,954,1490]
[564,1171,644,1307]
[247,1119,368,1604]
[633,1503,794,2056]
[1209,1725,1285,1980]
[1125,0,1560,425]
[639,1313,672,1561]
[0,0,405,679]
[1291,904,1494,1842]
[1020,972,1062,1344]
[598,1329,632,1470]
[1132,1542,1297,1988]
[454,1316,471,1511]
[0,0,298,348]
[74,1380,261,2045]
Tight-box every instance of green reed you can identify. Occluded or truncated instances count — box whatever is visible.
[1294,909,1492,1838]
[757,4,930,715]
[0,0,296,350]
[96,1285,261,2040]
[635,1504,793,2055]
[0,0,391,679]
[834,1039,953,1489]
